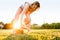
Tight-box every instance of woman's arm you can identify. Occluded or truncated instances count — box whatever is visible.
[12,6,23,23]
[20,2,30,24]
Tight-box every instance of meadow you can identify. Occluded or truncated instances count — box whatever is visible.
[0,29,60,40]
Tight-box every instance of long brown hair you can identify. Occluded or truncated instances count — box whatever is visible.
[30,1,40,13]
[25,1,40,15]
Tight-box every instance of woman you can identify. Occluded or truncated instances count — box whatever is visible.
[12,1,40,31]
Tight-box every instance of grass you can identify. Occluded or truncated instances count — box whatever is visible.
[0,29,60,40]
[0,29,12,40]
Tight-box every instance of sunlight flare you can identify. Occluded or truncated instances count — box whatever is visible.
[13,20,21,29]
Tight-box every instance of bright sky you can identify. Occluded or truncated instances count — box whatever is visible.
[0,0,60,25]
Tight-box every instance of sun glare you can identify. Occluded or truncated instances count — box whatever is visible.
[13,20,21,29]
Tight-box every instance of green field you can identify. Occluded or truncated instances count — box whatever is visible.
[0,29,60,40]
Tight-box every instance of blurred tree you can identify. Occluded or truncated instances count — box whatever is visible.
[31,24,40,29]
[31,23,60,29]
[3,23,13,29]
[41,23,50,29]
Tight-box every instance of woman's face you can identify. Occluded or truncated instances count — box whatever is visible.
[25,1,40,15]
[27,1,40,14]
[31,3,38,10]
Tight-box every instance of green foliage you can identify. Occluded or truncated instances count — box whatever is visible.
[41,23,50,29]
[31,23,60,29]
[0,21,60,29]
[31,24,40,29]
[4,34,37,40]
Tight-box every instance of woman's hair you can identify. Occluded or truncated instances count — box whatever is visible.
[31,1,40,10]
[31,1,40,8]
[23,1,40,15]
[30,1,40,12]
